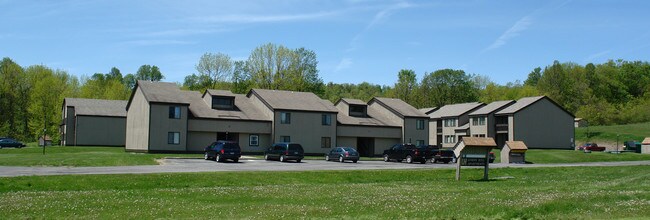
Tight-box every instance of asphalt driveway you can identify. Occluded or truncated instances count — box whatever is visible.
[1,159,649,177]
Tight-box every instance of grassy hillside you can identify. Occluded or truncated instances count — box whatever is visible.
[575,121,649,144]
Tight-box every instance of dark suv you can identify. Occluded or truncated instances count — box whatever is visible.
[264,143,304,162]
[383,143,432,164]
[204,141,242,162]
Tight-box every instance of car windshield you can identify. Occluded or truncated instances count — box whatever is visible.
[343,147,357,152]
[288,144,303,152]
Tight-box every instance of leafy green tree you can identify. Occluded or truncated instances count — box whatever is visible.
[524,67,542,86]
[0,58,25,138]
[393,69,418,105]
[135,65,164,82]
[419,69,479,107]
[196,52,234,90]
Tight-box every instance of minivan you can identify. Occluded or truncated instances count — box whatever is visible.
[264,143,304,162]
[204,141,242,162]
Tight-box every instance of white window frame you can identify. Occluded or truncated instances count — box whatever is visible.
[281,112,291,124]
[168,132,180,145]
[249,134,259,146]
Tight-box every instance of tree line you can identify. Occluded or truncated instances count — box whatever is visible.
[2,43,649,142]
[0,58,164,142]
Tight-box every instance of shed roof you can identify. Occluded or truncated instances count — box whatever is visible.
[370,97,428,118]
[188,90,269,121]
[248,89,338,113]
[505,141,528,150]
[469,100,515,116]
[64,98,127,117]
[427,102,484,119]
[643,137,650,145]
[460,137,497,147]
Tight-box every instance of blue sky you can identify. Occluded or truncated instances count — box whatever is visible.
[2,0,650,86]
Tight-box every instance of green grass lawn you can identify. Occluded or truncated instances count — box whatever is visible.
[0,144,199,167]
[576,121,650,144]
[1,166,648,219]
[492,149,650,164]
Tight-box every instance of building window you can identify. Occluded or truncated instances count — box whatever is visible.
[349,105,367,117]
[416,119,425,130]
[416,140,425,146]
[168,132,180,145]
[280,136,291,142]
[249,134,259,146]
[212,96,234,110]
[321,137,331,148]
[443,119,456,127]
[322,114,331,126]
[473,116,486,126]
[281,112,291,124]
[169,106,181,119]
[444,135,456,144]
[473,134,486,138]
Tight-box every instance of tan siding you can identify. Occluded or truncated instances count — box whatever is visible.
[442,118,457,148]
[238,133,271,152]
[336,125,401,138]
[335,101,350,114]
[403,117,428,145]
[248,93,274,120]
[429,120,437,145]
[368,102,401,126]
[374,138,401,155]
[75,116,126,146]
[148,104,188,151]
[188,119,271,134]
[126,88,150,151]
[508,116,515,141]
[336,137,356,148]
[512,99,574,149]
[274,111,337,154]
[469,117,488,137]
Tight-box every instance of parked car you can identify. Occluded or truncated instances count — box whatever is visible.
[265,143,304,162]
[325,147,359,163]
[383,143,432,164]
[624,140,641,152]
[204,141,241,162]
[580,143,606,151]
[431,148,454,164]
[0,138,26,149]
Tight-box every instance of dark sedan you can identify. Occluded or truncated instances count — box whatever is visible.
[325,147,359,163]
[0,138,26,149]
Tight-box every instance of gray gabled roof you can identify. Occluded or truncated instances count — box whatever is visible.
[427,102,485,119]
[338,98,367,106]
[469,100,515,116]
[64,98,127,117]
[336,114,399,127]
[136,80,189,105]
[495,96,545,115]
[188,90,269,121]
[419,107,438,115]
[248,89,339,113]
[370,97,428,118]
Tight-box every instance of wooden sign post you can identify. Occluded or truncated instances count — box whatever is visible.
[452,137,497,181]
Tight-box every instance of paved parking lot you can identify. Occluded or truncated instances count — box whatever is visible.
[1,159,649,177]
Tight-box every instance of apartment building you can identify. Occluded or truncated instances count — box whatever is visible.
[424,102,485,148]
[60,98,127,146]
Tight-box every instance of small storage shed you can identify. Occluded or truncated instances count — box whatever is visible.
[39,135,53,146]
[502,141,527,164]
[642,137,650,154]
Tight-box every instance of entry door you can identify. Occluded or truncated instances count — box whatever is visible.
[217,132,239,142]
[356,138,375,157]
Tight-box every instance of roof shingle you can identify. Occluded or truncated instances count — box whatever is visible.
[469,100,515,116]
[427,102,484,119]
[250,89,338,113]
[65,98,127,117]
[187,90,269,121]
[371,97,428,118]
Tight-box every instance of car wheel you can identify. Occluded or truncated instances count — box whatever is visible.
[233,158,239,163]
[216,154,222,162]
[280,155,285,162]
[406,155,413,164]
[444,161,449,164]
[353,160,358,163]
[325,155,330,161]
[204,152,210,160]
[296,159,301,163]
[383,154,389,162]
[339,156,344,163]
[432,159,437,163]
[420,159,426,164]
[264,154,270,160]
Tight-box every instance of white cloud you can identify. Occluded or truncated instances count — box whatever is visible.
[482,15,533,53]
[334,58,353,72]
[347,1,414,52]
[120,40,195,46]
[191,10,340,24]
